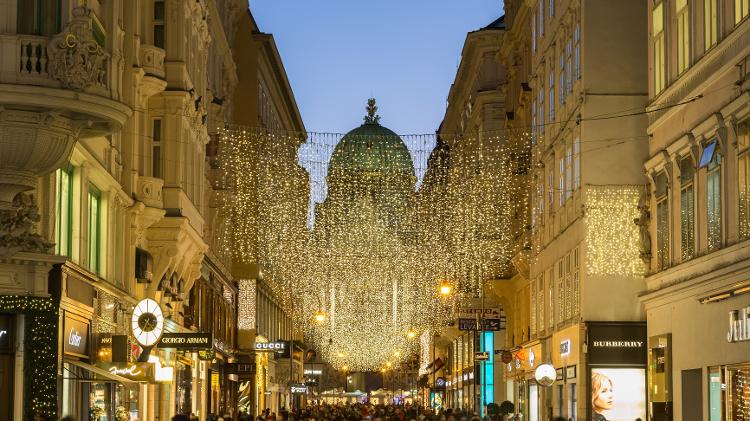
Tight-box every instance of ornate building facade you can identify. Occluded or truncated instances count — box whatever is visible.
[0,0,297,419]
[640,1,750,419]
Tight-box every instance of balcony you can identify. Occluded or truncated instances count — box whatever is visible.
[0,6,131,210]
[139,44,166,80]
[0,7,130,129]
[137,176,164,209]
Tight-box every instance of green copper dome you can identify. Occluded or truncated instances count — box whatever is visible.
[328,100,415,177]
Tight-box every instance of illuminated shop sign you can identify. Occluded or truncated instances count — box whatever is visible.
[727,306,750,343]
[588,323,646,366]
[157,332,213,349]
[291,385,308,394]
[588,323,647,421]
[560,339,571,357]
[99,362,154,382]
[63,315,89,356]
[255,341,287,352]
[304,369,322,375]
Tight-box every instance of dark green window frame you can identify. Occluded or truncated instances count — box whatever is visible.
[16,0,62,36]
[55,164,73,257]
[88,184,102,275]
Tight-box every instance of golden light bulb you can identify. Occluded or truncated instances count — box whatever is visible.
[439,280,452,296]
[337,352,345,358]
[342,365,348,371]
[394,351,400,357]
[386,361,392,368]
[313,310,327,323]
[407,330,416,339]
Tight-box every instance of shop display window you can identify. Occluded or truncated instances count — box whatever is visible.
[728,365,750,420]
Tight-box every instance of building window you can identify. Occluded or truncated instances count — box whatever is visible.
[572,247,579,317]
[680,156,696,261]
[548,163,554,211]
[537,276,544,333]
[55,165,73,257]
[736,0,750,24]
[539,1,545,36]
[565,144,573,200]
[564,253,572,320]
[739,120,750,239]
[566,38,573,94]
[573,24,581,80]
[546,268,554,330]
[539,83,545,136]
[653,3,666,94]
[655,171,670,270]
[530,281,537,336]
[153,0,165,48]
[556,259,564,324]
[549,69,555,122]
[549,0,555,17]
[701,140,722,251]
[88,184,102,275]
[705,0,718,50]
[532,14,537,51]
[559,52,565,105]
[676,0,691,74]
[152,119,162,178]
[532,99,537,145]
[558,155,565,207]
[16,0,61,36]
[573,137,581,190]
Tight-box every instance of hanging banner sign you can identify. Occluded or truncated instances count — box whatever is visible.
[63,315,89,357]
[156,332,212,349]
[458,318,502,331]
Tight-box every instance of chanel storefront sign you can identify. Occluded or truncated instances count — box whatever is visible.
[255,341,287,352]
[157,332,213,349]
[63,315,89,357]
[727,306,750,343]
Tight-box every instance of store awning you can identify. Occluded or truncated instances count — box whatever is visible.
[63,359,141,388]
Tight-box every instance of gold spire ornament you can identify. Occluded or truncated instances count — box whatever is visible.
[364,98,381,124]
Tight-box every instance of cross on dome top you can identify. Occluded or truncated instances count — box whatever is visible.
[364,98,381,125]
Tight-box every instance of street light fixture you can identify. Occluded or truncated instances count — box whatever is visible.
[313,310,327,323]
[439,280,452,296]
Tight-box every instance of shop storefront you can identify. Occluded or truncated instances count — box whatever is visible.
[505,342,542,421]
[587,322,647,421]
[0,314,15,420]
[644,294,750,421]
[551,325,581,421]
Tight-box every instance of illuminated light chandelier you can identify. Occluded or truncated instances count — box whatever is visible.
[217,105,531,370]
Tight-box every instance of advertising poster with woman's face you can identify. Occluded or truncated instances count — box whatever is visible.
[591,368,646,421]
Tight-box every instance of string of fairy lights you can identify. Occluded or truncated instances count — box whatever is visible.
[217,119,531,371]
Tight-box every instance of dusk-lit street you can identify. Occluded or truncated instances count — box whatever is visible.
[0,0,749,420]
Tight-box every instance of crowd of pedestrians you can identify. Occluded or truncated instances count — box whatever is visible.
[219,403,486,421]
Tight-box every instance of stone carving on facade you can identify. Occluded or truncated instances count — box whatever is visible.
[47,7,109,90]
[0,193,54,257]
[634,188,652,263]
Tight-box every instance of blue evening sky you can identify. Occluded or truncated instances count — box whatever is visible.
[249,0,504,135]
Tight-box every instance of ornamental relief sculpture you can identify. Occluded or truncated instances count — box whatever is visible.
[47,7,109,91]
